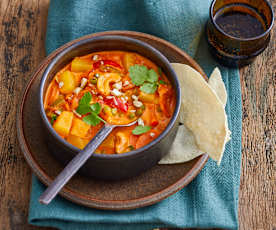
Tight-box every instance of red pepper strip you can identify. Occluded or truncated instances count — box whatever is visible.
[93,60,122,69]
[151,121,159,126]
[104,97,128,112]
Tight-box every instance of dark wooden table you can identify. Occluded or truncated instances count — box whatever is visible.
[0,0,275,229]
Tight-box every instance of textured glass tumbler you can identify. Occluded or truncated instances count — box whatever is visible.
[206,0,274,67]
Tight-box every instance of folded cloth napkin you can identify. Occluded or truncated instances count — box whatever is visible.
[29,0,242,229]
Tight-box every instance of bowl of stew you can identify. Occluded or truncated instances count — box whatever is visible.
[39,35,181,180]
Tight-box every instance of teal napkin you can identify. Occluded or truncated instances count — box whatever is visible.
[29,0,242,229]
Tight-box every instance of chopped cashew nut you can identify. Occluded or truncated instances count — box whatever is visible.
[80,78,88,88]
[58,81,64,88]
[113,82,122,90]
[138,118,145,126]
[133,100,143,108]
[73,87,82,95]
[111,88,122,96]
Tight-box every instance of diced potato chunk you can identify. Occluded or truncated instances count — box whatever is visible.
[97,73,121,95]
[139,91,158,103]
[67,134,89,149]
[59,70,76,94]
[71,58,92,72]
[123,53,136,71]
[101,135,115,149]
[115,132,129,154]
[70,117,90,138]
[53,111,74,137]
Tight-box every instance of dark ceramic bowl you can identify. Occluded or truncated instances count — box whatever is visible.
[206,0,274,67]
[39,35,181,181]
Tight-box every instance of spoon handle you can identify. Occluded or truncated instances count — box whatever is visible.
[39,124,114,205]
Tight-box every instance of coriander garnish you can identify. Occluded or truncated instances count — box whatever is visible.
[129,65,148,86]
[159,80,167,85]
[140,82,158,94]
[50,114,57,125]
[132,125,151,135]
[158,67,162,76]
[128,145,135,151]
[76,92,105,126]
[147,69,158,83]
[129,65,159,94]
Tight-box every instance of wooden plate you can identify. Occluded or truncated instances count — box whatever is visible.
[17,31,209,210]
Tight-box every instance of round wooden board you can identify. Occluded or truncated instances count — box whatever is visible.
[17,31,209,210]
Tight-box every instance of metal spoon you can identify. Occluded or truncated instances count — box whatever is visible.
[39,120,137,205]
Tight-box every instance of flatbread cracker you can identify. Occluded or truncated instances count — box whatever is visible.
[159,64,229,165]
[209,67,231,141]
[209,67,227,107]
[159,125,204,164]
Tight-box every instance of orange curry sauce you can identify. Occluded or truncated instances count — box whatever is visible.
[44,51,176,154]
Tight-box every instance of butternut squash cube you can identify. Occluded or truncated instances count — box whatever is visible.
[53,111,74,137]
[59,70,76,94]
[67,134,89,149]
[71,58,92,72]
[123,53,136,71]
[70,117,90,138]
[139,91,157,103]
[101,135,115,149]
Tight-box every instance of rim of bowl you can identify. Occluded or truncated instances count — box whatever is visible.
[209,0,274,41]
[39,35,181,160]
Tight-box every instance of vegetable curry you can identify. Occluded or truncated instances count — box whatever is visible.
[44,51,176,154]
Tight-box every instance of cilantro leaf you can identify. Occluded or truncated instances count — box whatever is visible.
[76,93,105,126]
[76,104,92,115]
[132,125,151,135]
[140,83,158,94]
[83,113,101,126]
[96,115,106,123]
[79,92,92,105]
[129,65,148,86]
[90,102,101,114]
[50,115,57,125]
[159,80,167,85]
[77,92,93,115]
[128,145,135,151]
[147,69,158,83]
[158,67,162,76]
[81,103,105,126]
